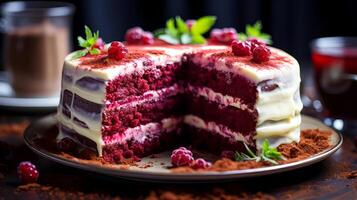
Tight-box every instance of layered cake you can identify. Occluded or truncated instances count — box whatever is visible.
[57,27,302,163]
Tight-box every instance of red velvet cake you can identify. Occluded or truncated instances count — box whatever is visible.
[57,42,302,163]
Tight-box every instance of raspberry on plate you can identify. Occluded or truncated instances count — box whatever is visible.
[17,161,39,184]
[191,158,212,169]
[171,147,194,167]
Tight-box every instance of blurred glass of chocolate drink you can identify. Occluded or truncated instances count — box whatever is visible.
[1,2,74,97]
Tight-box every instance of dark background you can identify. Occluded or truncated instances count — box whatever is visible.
[1,0,357,67]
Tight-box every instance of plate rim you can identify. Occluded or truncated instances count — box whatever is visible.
[24,114,343,182]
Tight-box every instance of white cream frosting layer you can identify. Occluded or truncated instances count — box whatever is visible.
[184,115,249,143]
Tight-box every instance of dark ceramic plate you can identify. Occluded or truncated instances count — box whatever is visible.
[24,115,342,182]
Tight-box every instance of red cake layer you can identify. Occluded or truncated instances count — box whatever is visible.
[183,125,249,154]
[106,62,183,103]
[102,129,183,162]
[186,95,258,134]
[184,58,258,107]
[102,94,184,136]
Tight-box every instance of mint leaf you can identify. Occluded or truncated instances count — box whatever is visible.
[158,34,180,44]
[153,28,166,37]
[72,49,88,60]
[77,36,87,48]
[261,139,283,161]
[238,32,248,41]
[84,25,93,40]
[191,16,216,35]
[89,48,100,55]
[234,139,283,165]
[242,21,272,44]
[154,16,216,45]
[75,25,104,59]
[166,18,178,37]
[191,34,206,44]
[175,16,189,33]
[180,33,192,44]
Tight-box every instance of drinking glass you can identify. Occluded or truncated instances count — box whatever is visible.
[1,1,74,97]
[311,37,357,131]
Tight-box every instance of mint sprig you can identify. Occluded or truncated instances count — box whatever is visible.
[234,139,284,165]
[72,25,102,59]
[154,16,216,45]
[238,21,272,44]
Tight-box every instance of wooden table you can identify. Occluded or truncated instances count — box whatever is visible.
[0,110,356,200]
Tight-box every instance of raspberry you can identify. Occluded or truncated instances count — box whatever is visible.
[231,40,251,56]
[186,20,196,30]
[210,28,237,44]
[171,147,194,167]
[93,38,105,50]
[108,41,128,60]
[191,158,212,169]
[140,31,154,45]
[125,27,143,44]
[172,147,193,156]
[17,161,39,184]
[247,38,265,50]
[252,45,271,63]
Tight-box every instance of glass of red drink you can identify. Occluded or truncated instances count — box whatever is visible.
[311,37,357,128]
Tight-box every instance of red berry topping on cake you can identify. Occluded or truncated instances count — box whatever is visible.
[231,40,251,56]
[140,31,154,45]
[108,41,128,60]
[186,19,196,30]
[191,158,212,169]
[210,28,238,44]
[247,38,265,50]
[125,27,154,45]
[125,27,143,44]
[17,161,39,184]
[252,45,271,63]
[93,38,105,50]
[171,147,194,167]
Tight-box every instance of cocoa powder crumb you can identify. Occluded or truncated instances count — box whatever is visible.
[343,170,357,179]
[172,129,332,172]
[145,189,276,200]
[0,121,29,138]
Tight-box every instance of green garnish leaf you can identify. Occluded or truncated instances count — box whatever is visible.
[73,25,104,60]
[180,33,192,44]
[85,25,92,40]
[153,28,166,37]
[191,16,216,35]
[239,21,272,44]
[166,18,178,37]
[71,49,88,60]
[175,16,189,34]
[154,16,216,45]
[89,48,101,55]
[158,34,180,45]
[191,34,206,44]
[234,139,284,165]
